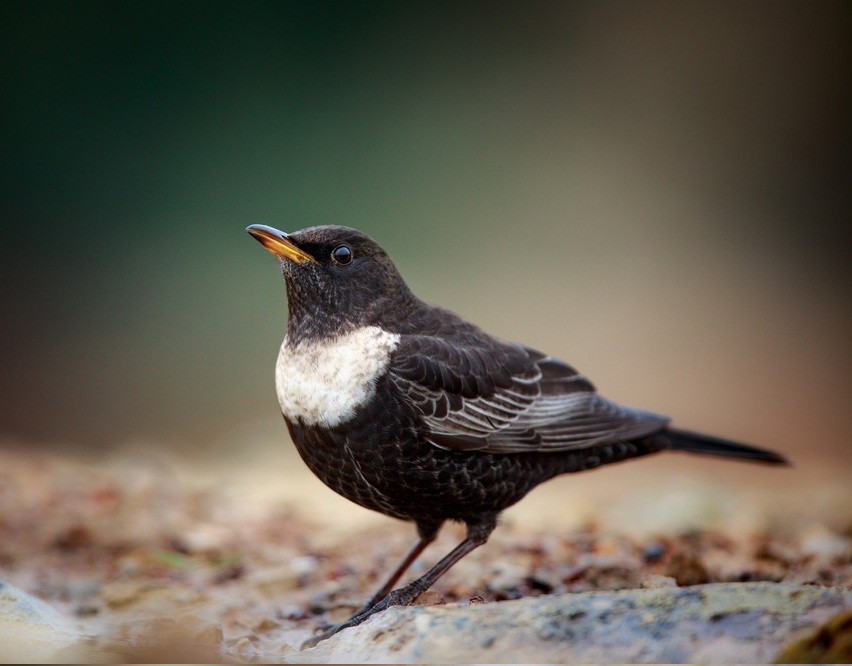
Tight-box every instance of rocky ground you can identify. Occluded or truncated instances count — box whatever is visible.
[1,443,851,662]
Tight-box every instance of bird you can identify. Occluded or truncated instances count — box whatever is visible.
[246,223,789,648]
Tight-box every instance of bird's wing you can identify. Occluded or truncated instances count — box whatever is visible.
[388,334,669,454]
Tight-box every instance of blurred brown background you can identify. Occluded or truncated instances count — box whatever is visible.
[1,2,850,520]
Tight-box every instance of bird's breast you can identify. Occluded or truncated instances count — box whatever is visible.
[275,325,401,428]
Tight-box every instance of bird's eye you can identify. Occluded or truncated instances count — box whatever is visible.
[331,244,353,265]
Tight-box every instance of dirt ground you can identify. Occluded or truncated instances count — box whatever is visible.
[1,440,850,662]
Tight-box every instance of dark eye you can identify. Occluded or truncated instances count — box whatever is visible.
[331,244,352,265]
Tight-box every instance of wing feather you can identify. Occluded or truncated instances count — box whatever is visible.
[389,333,668,454]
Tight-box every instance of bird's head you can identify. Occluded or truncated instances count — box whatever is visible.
[247,224,416,342]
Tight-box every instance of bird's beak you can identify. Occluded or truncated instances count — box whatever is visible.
[246,224,318,265]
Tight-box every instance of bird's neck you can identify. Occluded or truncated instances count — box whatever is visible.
[284,287,422,346]
[284,304,349,347]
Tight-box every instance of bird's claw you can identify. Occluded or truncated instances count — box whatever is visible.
[300,611,368,650]
[301,625,340,650]
[300,594,402,650]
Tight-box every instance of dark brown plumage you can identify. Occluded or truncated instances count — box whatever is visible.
[246,223,788,648]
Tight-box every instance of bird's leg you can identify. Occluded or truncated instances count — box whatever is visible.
[310,522,440,634]
[358,522,440,613]
[302,517,496,650]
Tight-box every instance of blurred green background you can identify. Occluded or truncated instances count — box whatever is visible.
[1,1,850,471]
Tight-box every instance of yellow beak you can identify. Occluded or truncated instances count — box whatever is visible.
[246,225,318,265]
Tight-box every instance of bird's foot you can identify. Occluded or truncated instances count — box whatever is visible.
[300,588,418,650]
[308,594,384,634]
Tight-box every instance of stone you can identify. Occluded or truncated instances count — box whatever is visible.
[294,583,852,663]
[0,581,82,663]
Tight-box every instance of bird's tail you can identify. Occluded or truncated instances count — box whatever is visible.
[665,428,790,465]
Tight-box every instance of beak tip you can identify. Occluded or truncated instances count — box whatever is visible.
[246,223,273,238]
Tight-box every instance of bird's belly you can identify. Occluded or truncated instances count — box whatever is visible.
[286,419,417,520]
[286,408,562,524]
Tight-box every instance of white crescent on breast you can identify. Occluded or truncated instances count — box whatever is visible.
[276,326,401,428]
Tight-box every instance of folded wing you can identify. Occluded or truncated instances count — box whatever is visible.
[389,334,668,454]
